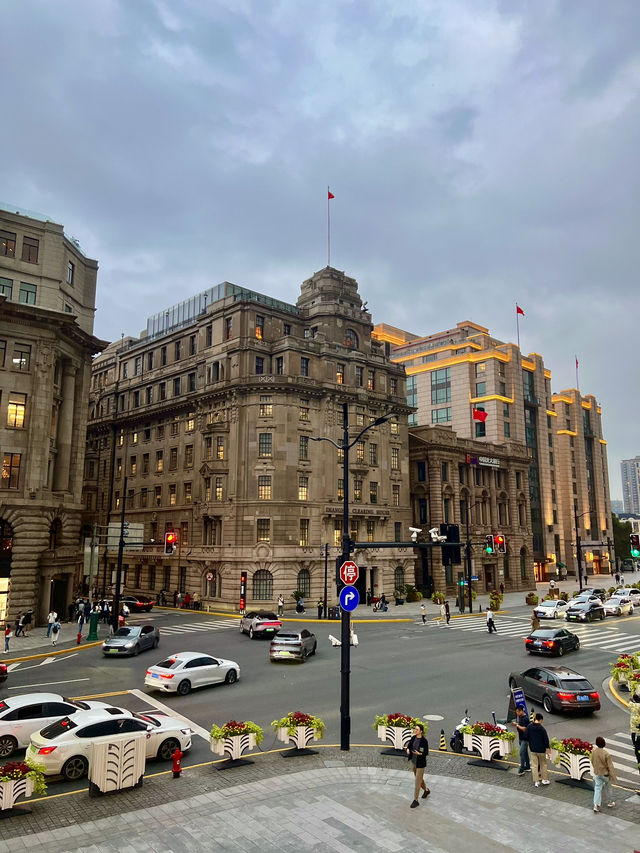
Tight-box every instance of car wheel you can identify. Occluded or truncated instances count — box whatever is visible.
[542,695,554,714]
[249,627,254,639]
[575,639,580,650]
[225,669,238,684]
[301,648,308,662]
[616,609,621,617]
[0,735,17,758]
[553,611,558,619]
[600,611,605,620]
[133,644,140,656]
[557,645,564,657]
[311,642,317,656]
[239,622,245,634]
[153,637,159,648]
[508,677,518,689]
[157,737,180,761]
[177,679,191,696]
[62,755,89,781]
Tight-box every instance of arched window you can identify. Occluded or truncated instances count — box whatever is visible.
[394,566,405,591]
[252,569,273,601]
[205,570,218,598]
[49,519,62,550]
[520,547,527,581]
[297,568,311,599]
[344,329,359,349]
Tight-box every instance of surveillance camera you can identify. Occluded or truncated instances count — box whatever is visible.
[429,527,447,543]
[409,527,422,534]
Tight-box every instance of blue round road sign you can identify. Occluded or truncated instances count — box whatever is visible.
[339,586,360,612]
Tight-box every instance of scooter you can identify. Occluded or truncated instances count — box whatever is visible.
[450,709,470,753]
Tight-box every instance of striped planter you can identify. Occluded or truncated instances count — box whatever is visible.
[0,777,34,811]
[276,726,319,750]
[377,725,413,751]
[462,732,512,762]
[210,733,257,761]
[550,749,592,781]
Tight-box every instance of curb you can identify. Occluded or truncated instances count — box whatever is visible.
[3,640,103,664]
[609,676,633,710]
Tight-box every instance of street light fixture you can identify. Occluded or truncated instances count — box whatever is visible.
[574,508,591,592]
[311,402,391,751]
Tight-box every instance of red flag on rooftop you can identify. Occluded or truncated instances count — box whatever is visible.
[472,408,488,423]
[516,304,525,316]
[328,190,335,199]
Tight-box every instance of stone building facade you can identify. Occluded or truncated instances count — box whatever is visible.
[409,426,534,597]
[82,268,413,612]
[0,205,103,624]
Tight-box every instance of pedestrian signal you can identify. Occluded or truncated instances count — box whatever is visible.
[484,534,495,554]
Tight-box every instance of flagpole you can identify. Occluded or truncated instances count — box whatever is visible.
[516,304,520,349]
[327,185,331,267]
[575,356,580,391]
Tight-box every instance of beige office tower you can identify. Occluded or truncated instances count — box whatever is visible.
[551,390,612,579]
[82,268,413,611]
[0,205,104,624]
[374,321,611,583]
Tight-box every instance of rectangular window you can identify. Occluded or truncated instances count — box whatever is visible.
[204,477,211,502]
[173,377,181,396]
[337,447,344,463]
[255,356,264,375]
[283,323,291,336]
[134,356,142,376]
[185,413,195,432]
[366,519,375,542]
[184,445,193,467]
[255,315,264,339]
[389,377,398,395]
[116,458,123,477]
[154,486,162,506]
[298,476,308,501]
[258,475,272,500]
[275,357,284,375]
[431,367,451,404]
[336,363,345,384]
[334,520,342,548]
[115,491,120,509]
[175,341,181,361]
[503,404,510,419]
[355,366,363,387]
[416,461,426,482]
[189,334,196,356]
[18,282,37,305]
[390,421,399,435]
[475,382,486,396]
[10,342,30,371]
[205,324,213,347]
[370,481,378,503]
[431,407,451,424]
[257,518,270,542]
[0,230,16,257]
[441,461,448,482]
[504,422,510,437]
[259,395,273,417]
[299,435,309,460]
[356,413,364,426]
[204,437,212,459]
[499,381,506,396]
[258,433,272,458]
[475,420,486,438]
[184,482,192,504]
[188,372,196,392]
[356,441,365,464]
[169,484,177,506]
[145,386,153,405]
[130,455,137,476]
[394,522,402,543]
[142,453,149,474]
[299,519,309,547]
[337,479,344,501]
[159,382,166,401]
[160,346,167,366]
[0,277,12,298]
[225,317,232,340]
[299,404,309,421]
[549,452,554,466]
[215,476,223,501]
[419,498,427,524]
[300,357,309,377]
[391,447,399,470]
[516,471,522,489]
[147,352,153,371]
[367,370,375,391]
[392,484,400,507]
[369,443,378,466]
[156,450,164,473]
[132,390,140,408]
[21,236,39,263]
[140,488,147,507]
[353,478,362,502]
[157,424,165,440]
[0,453,21,489]
[7,392,26,428]
[171,419,179,437]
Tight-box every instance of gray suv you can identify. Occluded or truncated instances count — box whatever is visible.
[270,629,317,662]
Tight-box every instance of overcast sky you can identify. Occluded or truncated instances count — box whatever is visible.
[3,0,638,498]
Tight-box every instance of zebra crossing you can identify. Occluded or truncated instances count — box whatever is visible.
[154,618,237,636]
[441,615,640,655]
[599,731,639,788]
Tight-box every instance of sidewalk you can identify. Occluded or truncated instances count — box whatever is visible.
[0,746,638,851]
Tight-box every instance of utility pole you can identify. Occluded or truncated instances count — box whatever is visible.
[113,475,127,633]
[340,403,351,751]
[574,506,583,592]
[322,543,329,618]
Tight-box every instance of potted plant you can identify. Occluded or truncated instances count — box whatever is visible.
[525,593,538,606]
[272,711,325,754]
[549,737,593,786]
[489,590,503,611]
[0,760,46,811]
[431,591,445,605]
[374,712,425,754]
[460,721,516,763]
[210,720,263,764]
[610,653,640,690]
[628,674,640,699]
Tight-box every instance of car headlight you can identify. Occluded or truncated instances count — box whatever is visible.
[124,641,135,648]
[181,728,191,735]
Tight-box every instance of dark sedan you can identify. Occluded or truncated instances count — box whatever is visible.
[120,595,154,613]
[102,625,160,656]
[508,665,600,714]
[564,600,605,622]
[524,627,580,657]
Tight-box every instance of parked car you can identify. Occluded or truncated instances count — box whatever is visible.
[508,665,600,714]
[614,587,640,604]
[621,559,637,572]
[29,708,192,780]
[120,595,154,613]
[0,693,113,758]
[571,593,603,606]
[102,625,160,656]
[603,596,634,617]
[270,629,317,662]
[144,651,239,695]
[524,627,580,656]
[533,599,570,620]
[239,611,282,639]
[565,600,605,622]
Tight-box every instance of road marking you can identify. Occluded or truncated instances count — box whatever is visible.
[423,714,444,721]
[6,663,21,672]
[8,677,90,689]
[128,688,210,741]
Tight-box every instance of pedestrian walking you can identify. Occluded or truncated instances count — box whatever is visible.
[4,625,11,653]
[83,600,91,619]
[23,610,33,635]
[486,607,497,633]
[615,572,621,586]
[193,592,200,611]
[527,713,550,787]
[296,596,305,614]
[444,600,451,625]
[14,614,24,637]
[46,609,57,638]
[511,707,530,775]
[439,602,446,627]
[317,599,324,619]
[499,582,505,596]
[173,589,178,607]
[420,603,426,624]
[67,601,76,622]
[591,736,617,812]
[406,723,430,808]
[184,592,191,609]
[102,600,110,624]
[51,620,61,645]
[531,612,541,633]
[630,706,640,794]
[380,593,388,612]
[277,594,284,617]
[177,591,183,609]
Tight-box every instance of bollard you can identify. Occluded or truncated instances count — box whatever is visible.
[76,631,83,645]
[439,729,447,751]
[529,709,535,722]
[172,747,183,778]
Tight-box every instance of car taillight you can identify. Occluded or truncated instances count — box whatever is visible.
[38,746,57,754]
[525,638,532,644]
[160,673,174,679]
[589,692,599,700]
[556,692,575,701]
[542,641,555,647]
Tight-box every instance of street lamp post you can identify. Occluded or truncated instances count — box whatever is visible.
[321,543,329,618]
[574,508,591,592]
[463,499,483,614]
[312,402,390,751]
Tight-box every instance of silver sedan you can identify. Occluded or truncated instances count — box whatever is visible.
[603,596,634,617]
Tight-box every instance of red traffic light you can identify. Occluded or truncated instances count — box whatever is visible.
[164,532,178,554]
[494,534,506,554]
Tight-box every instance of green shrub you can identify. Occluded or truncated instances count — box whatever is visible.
[431,591,445,604]
[525,592,538,606]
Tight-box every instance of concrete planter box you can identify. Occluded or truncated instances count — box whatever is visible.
[462,732,512,762]
[89,733,147,794]
[0,777,34,811]
[276,726,319,750]
[210,733,257,761]
[377,725,413,751]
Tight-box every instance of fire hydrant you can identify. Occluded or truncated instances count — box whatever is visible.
[172,747,183,778]
[76,631,83,645]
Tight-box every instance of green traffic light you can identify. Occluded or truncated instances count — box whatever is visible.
[485,546,493,554]
[632,548,640,558]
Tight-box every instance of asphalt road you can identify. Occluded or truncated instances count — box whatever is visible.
[3,604,639,796]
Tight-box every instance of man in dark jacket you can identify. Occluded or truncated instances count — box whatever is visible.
[406,723,430,807]
[526,713,551,787]
[511,706,530,775]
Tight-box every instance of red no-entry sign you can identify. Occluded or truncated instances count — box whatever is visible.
[340,560,359,585]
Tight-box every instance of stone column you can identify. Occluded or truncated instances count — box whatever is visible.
[53,362,77,492]
[4,512,49,625]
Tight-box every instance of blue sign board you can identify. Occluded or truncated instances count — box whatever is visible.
[471,575,479,581]
[339,586,360,612]
[511,687,528,715]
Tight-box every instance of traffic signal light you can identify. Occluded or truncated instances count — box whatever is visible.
[239,571,248,612]
[459,576,465,587]
[440,523,461,565]
[164,531,177,555]
[484,535,494,554]
[495,534,506,554]
[630,534,640,559]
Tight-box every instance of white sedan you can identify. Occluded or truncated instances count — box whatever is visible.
[614,588,640,604]
[0,693,112,758]
[603,596,634,617]
[29,708,192,780]
[533,599,571,620]
[144,651,240,696]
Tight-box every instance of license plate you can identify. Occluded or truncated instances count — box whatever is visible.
[29,744,37,754]
[534,641,542,647]
[264,628,274,632]
[576,695,589,702]
[274,651,292,657]
[108,649,119,654]
[151,672,160,678]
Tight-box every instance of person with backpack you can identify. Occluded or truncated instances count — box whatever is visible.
[51,621,61,645]
[47,609,58,638]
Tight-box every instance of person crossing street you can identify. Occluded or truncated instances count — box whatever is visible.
[486,607,497,633]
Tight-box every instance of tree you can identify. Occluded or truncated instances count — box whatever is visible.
[612,513,631,563]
